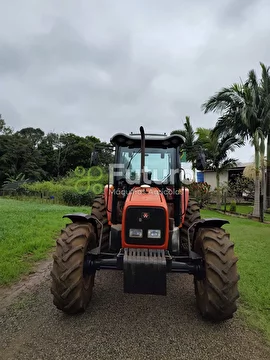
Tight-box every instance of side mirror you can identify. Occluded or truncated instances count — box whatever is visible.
[196,151,206,171]
[90,151,99,167]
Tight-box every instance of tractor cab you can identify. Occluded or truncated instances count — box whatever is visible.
[108,128,185,224]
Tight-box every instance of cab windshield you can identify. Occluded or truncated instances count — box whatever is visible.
[119,147,175,184]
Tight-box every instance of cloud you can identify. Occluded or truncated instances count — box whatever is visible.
[0,0,269,162]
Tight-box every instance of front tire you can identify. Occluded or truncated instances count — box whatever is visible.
[50,222,97,314]
[193,227,240,321]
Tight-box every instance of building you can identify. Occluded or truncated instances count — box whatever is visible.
[197,162,251,190]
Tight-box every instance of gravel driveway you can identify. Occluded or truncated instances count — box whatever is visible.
[1,264,270,360]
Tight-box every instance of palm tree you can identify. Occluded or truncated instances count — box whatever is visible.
[258,63,270,208]
[202,65,269,218]
[171,116,200,179]
[196,128,242,209]
[245,65,270,212]
[267,135,270,208]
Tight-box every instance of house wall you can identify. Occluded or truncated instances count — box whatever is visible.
[204,171,228,190]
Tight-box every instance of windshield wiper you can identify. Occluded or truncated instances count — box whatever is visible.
[126,149,141,170]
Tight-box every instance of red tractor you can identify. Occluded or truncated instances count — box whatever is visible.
[51,127,239,321]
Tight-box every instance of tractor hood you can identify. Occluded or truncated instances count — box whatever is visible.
[126,186,166,205]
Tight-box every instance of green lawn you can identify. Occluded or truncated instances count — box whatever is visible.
[208,203,270,222]
[0,198,90,285]
[201,209,270,340]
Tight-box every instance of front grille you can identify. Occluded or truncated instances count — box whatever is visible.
[125,206,166,245]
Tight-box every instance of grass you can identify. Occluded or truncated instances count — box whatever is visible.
[201,209,270,341]
[0,198,90,285]
[208,203,270,222]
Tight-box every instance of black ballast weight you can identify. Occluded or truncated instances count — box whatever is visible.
[123,248,167,295]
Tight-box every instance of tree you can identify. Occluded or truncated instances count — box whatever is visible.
[17,127,45,147]
[257,63,270,208]
[171,116,200,179]
[0,116,114,187]
[0,132,47,183]
[196,128,242,209]
[0,115,13,135]
[201,65,269,218]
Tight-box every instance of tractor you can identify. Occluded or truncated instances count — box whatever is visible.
[50,126,239,321]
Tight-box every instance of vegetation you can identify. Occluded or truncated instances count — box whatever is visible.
[0,115,114,189]
[226,174,255,203]
[171,116,201,178]
[172,119,243,210]
[187,181,211,208]
[0,198,90,285]
[16,167,108,206]
[169,61,270,220]
[229,200,237,213]
[201,209,270,340]
[202,62,270,216]
[197,128,243,209]
[208,203,270,222]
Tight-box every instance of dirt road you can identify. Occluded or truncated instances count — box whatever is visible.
[1,262,270,360]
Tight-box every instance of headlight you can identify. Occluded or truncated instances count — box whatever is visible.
[129,229,143,238]
[147,229,161,238]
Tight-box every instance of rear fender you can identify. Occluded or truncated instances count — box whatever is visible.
[189,218,230,251]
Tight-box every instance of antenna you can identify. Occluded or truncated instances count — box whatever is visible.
[139,126,145,185]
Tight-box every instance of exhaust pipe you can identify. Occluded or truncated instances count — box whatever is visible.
[140,126,145,185]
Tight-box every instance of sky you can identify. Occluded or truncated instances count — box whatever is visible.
[0,0,270,164]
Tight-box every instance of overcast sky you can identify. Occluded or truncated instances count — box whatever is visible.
[1,0,270,163]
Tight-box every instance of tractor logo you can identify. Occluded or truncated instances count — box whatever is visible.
[142,212,150,220]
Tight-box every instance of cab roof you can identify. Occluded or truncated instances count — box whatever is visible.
[110,132,185,148]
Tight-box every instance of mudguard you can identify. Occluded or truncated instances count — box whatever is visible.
[193,218,229,231]
[63,213,100,239]
[188,218,230,251]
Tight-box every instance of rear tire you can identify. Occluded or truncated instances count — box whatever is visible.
[50,222,96,314]
[194,227,240,321]
[180,199,201,253]
[91,194,110,252]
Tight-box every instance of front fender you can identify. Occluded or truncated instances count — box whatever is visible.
[63,212,94,222]
[188,218,230,251]
[63,213,100,237]
[63,213,104,255]
[193,218,229,232]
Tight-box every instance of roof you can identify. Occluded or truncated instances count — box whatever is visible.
[110,132,185,148]
[203,162,252,173]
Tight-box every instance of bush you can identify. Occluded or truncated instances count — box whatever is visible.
[62,189,95,206]
[229,200,237,213]
[6,166,108,206]
[188,182,211,208]
[227,175,254,202]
